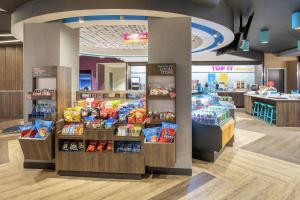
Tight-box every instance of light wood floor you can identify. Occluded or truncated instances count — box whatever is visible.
[1,111,300,200]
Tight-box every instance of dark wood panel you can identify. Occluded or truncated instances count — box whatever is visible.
[0,46,23,90]
[0,92,23,118]
[144,143,175,167]
[276,101,300,127]
[19,131,54,160]
[56,67,72,121]
[0,45,23,119]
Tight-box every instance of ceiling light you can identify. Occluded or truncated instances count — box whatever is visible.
[260,29,269,44]
[0,33,13,37]
[292,11,300,30]
[79,17,84,23]
[0,8,6,12]
[0,39,20,44]
[240,40,249,51]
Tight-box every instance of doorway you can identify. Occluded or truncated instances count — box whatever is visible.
[267,68,286,93]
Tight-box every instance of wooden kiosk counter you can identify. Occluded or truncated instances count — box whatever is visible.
[244,94,300,127]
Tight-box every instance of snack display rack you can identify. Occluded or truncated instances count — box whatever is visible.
[192,94,235,162]
[145,63,176,167]
[55,122,145,176]
[19,66,71,169]
[53,63,177,178]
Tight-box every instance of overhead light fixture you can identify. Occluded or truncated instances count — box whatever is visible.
[0,39,20,44]
[212,33,219,38]
[298,40,300,50]
[260,29,269,44]
[0,33,13,37]
[79,17,84,23]
[240,40,249,51]
[292,11,300,30]
[0,8,7,12]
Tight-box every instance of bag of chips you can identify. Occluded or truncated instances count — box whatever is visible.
[158,122,178,143]
[86,141,98,152]
[34,120,54,139]
[20,125,37,138]
[64,107,82,122]
[142,127,161,142]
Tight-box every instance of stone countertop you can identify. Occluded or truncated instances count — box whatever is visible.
[244,94,300,102]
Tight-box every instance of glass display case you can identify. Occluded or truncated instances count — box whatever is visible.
[192,94,235,126]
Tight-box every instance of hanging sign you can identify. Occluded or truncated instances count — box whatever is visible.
[124,32,148,44]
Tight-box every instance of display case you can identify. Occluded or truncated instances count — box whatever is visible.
[192,94,235,162]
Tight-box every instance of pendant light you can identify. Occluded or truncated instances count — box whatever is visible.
[292,11,300,30]
[260,29,269,44]
[240,40,249,51]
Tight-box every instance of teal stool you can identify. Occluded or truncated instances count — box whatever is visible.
[259,103,267,120]
[266,104,276,124]
[252,102,260,116]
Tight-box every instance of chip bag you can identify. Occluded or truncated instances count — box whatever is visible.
[142,127,161,142]
[34,119,54,139]
[158,122,178,143]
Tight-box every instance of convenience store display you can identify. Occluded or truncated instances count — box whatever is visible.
[192,94,235,162]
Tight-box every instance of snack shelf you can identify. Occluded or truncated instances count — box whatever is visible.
[147,95,174,100]
[115,135,143,142]
[58,134,84,140]
[29,92,56,100]
[147,119,176,125]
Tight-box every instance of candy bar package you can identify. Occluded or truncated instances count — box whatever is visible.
[158,122,178,143]
[34,119,54,139]
[78,141,84,151]
[142,127,161,142]
[106,141,113,151]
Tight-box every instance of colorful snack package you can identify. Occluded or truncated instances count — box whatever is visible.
[69,142,79,151]
[78,141,84,151]
[106,141,113,151]
[158,122,179,143]
[20,125,37,138]
[117,126,128,136]
[96,141,107,152]
[86,141,98,152]
[105,118,115,129]
[34,119,54,139]
[62,141,69,151]
[142,127,161,142]
[64,107,82,122]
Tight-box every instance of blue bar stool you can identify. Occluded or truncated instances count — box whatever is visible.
[252,102,260,116]
[259,103,267,120]
[266,104,276,124]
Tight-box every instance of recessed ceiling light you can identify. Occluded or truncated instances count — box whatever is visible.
[212,33,218,38]
[79,17,84,23]
[0,39,20,44]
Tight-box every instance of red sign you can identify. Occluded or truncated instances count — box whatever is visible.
[124,32,148,44]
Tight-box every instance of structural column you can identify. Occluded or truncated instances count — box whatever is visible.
[148,17,192,170]
[23,22,79,121]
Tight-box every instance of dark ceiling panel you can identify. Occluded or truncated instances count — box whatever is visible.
[0,0,31,12]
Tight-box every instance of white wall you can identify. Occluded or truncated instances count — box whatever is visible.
[23,22,79,121]
[148,17,192,169]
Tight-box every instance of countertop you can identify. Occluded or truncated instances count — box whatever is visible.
[218,90,249,93]
[244,94,300,102]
